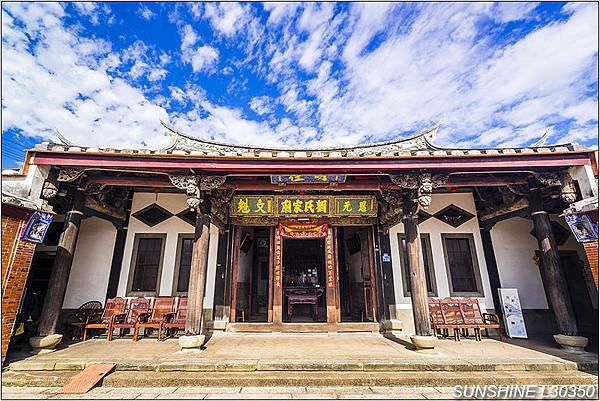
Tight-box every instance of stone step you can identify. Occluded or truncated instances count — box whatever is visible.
[2,370,598,388]
[9,357,595,373]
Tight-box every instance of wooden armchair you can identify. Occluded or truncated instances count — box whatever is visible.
[162,297,187,338]
[83,297,127,341]
[428,298,450,337]
[440,298,464,341]
[65,300,102,340]
[459,298,502,341]
[111,297,151,340]
[133,296,176,341]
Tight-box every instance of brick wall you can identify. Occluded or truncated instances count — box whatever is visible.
[1,207,36,365]
[583,240,598,289]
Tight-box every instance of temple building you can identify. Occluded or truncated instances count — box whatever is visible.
[2,123,598,355]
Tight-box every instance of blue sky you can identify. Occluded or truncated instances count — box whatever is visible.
[2,2,598,168]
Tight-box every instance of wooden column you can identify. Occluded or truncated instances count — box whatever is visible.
[403,193,432,337]
[272,228,283,324]
[185,195,212,335]
[229,227,240,323]
[528,188,578,335]
[325,227,337,324]
[37,194,85,336]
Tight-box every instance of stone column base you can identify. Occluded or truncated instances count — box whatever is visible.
[410,335,437,350]
[178,334,205,352]
[29,334,62,354]
[553,334,588,353]
[381,319,403,333]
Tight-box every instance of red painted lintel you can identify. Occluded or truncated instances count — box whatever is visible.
[31,152,591,173]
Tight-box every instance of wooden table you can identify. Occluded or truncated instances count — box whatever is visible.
[285,287,324,320]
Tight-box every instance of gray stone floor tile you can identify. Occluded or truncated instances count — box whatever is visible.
[241,386,306,393]
[306,387,374,394]
[154,394,207,400]
[206,393,293,399]
[291,393,339,399]
[174,387,241,394]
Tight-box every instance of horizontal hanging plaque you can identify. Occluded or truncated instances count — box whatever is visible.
[270,175,346,184]
[231,195,377,218]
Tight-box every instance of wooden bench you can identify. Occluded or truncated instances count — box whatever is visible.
[429,297,503,341]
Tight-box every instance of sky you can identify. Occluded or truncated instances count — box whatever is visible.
[1,2,598,168]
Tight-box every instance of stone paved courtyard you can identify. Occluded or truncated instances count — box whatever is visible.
[5,332,598,372]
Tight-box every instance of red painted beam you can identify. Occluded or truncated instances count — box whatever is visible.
[87,175,528,190]
[32,151,592,173]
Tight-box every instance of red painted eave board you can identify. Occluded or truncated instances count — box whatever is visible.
[30,151,593,173]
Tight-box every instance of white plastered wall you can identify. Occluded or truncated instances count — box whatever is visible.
[63,217,116,308]
[492,215,598,309]
[388,192,495,332]
[116,192,220,310]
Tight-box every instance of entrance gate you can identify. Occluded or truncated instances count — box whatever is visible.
[228,224,380,332]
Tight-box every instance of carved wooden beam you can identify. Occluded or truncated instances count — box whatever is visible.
[168,174,227,211]
[532,171,577,204]
[84,196,126,221]
[390,173,448,210]
[479,197,529,222]
[57,168,86,183]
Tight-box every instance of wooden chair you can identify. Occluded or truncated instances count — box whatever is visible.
[440,298,464,341]
[111,297,151,340]
[65,300,103,340]
[133,296,176,341]
[459,298,502,341]
[428,298,450,338]
[162,297,187,338]
[83,297,127,341]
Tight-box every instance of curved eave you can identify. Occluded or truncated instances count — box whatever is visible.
[159,120,441,153]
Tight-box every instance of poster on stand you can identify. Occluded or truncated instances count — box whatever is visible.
[498,288,528,339]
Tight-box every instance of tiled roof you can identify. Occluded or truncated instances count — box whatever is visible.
[35,122,581,159]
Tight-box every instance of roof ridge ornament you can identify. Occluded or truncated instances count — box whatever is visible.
[54,129,75,147]
[159,119,442,154]
[532,129,550,147]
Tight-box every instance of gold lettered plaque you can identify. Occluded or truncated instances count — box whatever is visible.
[231,195,377,218]
[334,196,377,217]
[275,195,331,217]
[230,195,274,217]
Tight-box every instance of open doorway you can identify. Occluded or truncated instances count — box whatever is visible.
[337,226,377,322]
[233,227,270,322]
[282,238,327,322]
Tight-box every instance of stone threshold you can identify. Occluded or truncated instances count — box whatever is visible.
[8,357,588,373]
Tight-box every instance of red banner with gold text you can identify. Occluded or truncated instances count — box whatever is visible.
[278,222,329,239]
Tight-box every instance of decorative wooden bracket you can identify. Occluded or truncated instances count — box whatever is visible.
[168,174,227,211]
[57,168,86,183]
[533,172,577,203]
[390,173,448,209]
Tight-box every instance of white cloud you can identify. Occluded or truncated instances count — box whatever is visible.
[204,3,248,37]
[492,2,539,23]
[1,2,597,153]
[1,2,169,149]
[263,2,300,25]
[188,46,219,73]
[137,5,156,21]
[179,25,219,73]
[249,96,275,115]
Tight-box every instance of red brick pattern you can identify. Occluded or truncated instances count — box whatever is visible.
[583,240,598,289]
[1,213,36,365]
